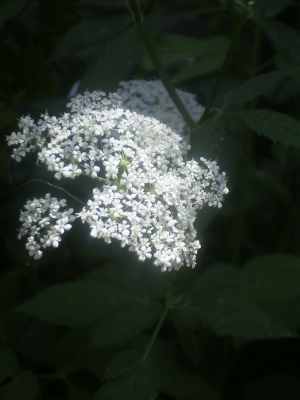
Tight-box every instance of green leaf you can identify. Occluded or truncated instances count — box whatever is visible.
[54,326,91,371]
[241,109,300,147]
[172,53,227,83]
[95,350,159,400]
[241,254,300,303]
[143,33,229,70]
[274,54,300,85]
[177,264,292,338]
[55,16,132,57]
[254,17,300,65]
[79,27,140,93]
[0,370,39,400]
[0,346,19,385]
[223,69,293,107]
[89,300,162,347]
[192,116,226,159]
[132,337,221,400]
[86,263,167,300]
[16,281,138,326]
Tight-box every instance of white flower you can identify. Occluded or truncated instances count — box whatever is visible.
[117,79,205,138]
[17,194,75,258]
[7,87,228,271]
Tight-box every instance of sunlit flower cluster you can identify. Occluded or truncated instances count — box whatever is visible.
[118,79,205,137]
[7,86,228,271]
[18,194,75,259]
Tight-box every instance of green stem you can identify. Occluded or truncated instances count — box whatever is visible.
[126,0,196,130]
[198,8,248,124]
[142,305,169,361]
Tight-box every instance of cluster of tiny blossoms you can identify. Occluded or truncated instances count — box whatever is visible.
[18,194,75,259]
[7,86,228,271]
[118,80,205,137]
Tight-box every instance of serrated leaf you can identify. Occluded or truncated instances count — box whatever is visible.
[17,281,138,326]
[96,350,159,400]
[177,264,292,338]
[143,33,229,70]
[223,69,293,107]
[89,300,162,347]
[241,254,300,303]
[241,109,300,147]
[254,17,300,65]
[79,27,140,93]
[55,16,132,57]
[0,370,39,400]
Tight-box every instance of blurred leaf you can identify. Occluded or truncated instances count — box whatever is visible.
[254,17,300,65]
[79,27,140,93]
[86,263,167,300]
[177,264,292,338]
[243,374,300,400]
[253,0,292,9]
[17,281,139,326]
[0,1,39,29]
[223,69,293,107]
[241,109,300,147]
[95,350,159,400]
[0,346,19,385]
[55,16,132,58]
[274,54,300,84]
[192,116,226,159]
[172,53,227,83]
[55,326,91,371]
[241,254,300,303]
[0,307,60,366]
[84,346,121,379]
[76,0,150,9]
[89,300,162,347]
[143,33,229,70]
[0,370,39,400]
[133,337,221,400]
[66,381,94,400]
[261,297,300,332]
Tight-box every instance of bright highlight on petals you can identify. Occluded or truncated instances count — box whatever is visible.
[7,84,229,271]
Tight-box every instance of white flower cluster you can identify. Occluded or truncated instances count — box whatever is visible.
[7,86,228,271]
[117,80,205,137]
[18,194,75,259]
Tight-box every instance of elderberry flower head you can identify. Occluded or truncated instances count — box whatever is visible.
[118,80,205,137]
[7,87,228,271]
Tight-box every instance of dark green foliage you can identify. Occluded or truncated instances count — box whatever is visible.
[1,0,300,399]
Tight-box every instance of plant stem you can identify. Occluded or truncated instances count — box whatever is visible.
[198,7,248,124]
[126,0,196,130]
[142,305,169,361]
